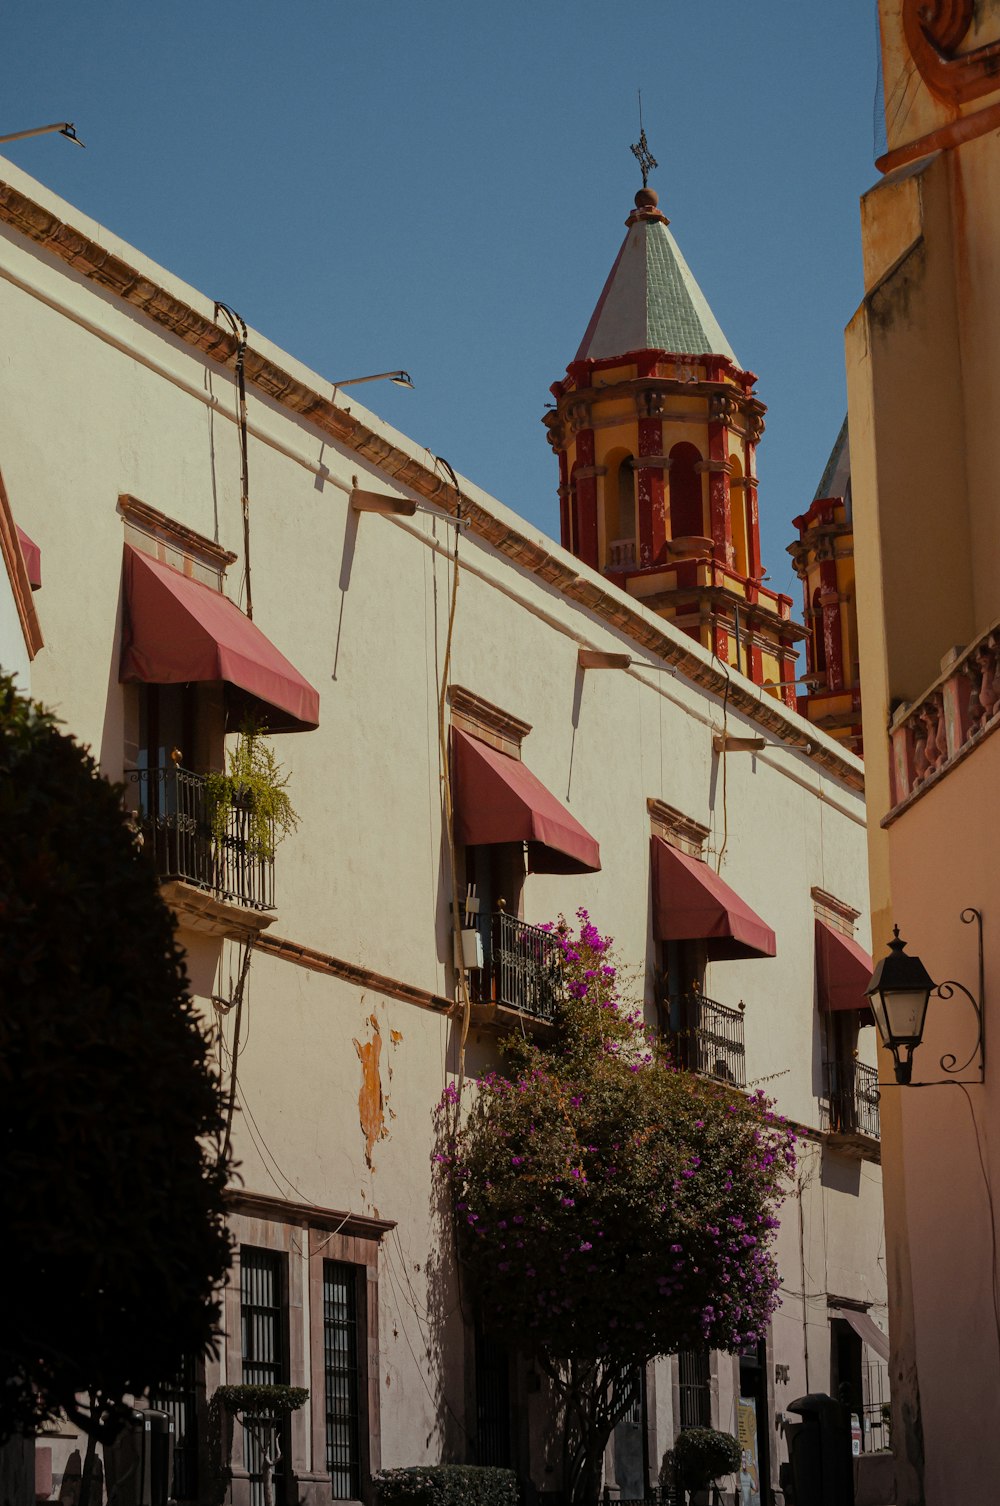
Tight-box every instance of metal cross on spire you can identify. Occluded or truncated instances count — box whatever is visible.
[630,91,658,188]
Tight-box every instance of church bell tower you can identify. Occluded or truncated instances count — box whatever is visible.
[543,166,804,703]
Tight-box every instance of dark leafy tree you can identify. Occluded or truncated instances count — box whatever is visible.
[438,913,795,1506]
[0,676,231,1441]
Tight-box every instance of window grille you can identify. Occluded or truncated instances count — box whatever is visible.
[677,1349,711,1429]
[323,1261,363,1500]
[149,1355,199,1501]
[475,1326,512,1467]
[240,1248,287,1506]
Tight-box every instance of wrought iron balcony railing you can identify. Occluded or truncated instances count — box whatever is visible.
[126,764,275,913]
[826,1057,880,1140]
[474,911,565,1022]
[668,992,746,1088]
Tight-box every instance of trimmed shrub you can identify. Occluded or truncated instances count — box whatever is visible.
[214,1385,309,1416]
[672,1428,741,1489]
[373,1465,519,1506]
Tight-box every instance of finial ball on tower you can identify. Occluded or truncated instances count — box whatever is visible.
[635,187,659,209]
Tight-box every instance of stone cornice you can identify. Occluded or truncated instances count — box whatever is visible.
[225,1188,395,1239]
[0,175,862,793]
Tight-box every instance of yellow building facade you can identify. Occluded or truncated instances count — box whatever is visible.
[848,3,1000,1502]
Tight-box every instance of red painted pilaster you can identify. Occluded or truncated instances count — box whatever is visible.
[744,474,762,580]
[557,450,570,550]
[637,417,666,566]
[707,420,733,567]
[820,559,844,691]
[574,429,599,570]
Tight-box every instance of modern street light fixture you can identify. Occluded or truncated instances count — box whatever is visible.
[0,121,85,149]
[866,909,984,1084]
[331,370,413,395]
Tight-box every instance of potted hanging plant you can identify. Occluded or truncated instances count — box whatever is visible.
[205,722,299,863]
[670,1428,742,1506]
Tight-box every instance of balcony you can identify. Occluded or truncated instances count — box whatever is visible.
[126,764,276,939]
[608,538,637,570]
[825,1058,880,1155]
[888,620,1000,816]
[472,912,565,1024]
[668,992,746,1088]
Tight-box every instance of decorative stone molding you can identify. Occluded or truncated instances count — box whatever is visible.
[257,931,453,1015]
[160,879,276,942]
[811,886,862,935]
[225,1188,395,1239]
[647,797,709,856]
[119,494,236,588]
[448,686,531,757]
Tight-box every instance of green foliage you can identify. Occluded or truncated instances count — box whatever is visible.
[672,1428,742,1489]
[373,1466,519,1506]
[0,675,231,1441]
[214,1385,309,1417]
[205,723,298,863]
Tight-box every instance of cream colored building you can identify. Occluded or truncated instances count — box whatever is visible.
[848,4,1000,1502]
[0,156,886,1505]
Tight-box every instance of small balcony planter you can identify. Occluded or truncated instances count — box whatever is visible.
[205,724,299,865]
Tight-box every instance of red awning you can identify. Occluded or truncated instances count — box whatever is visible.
[119,545,319,733]
[817,918,875,1024]
[651,836,776,961]
[452,727,601,874]
[16,526,41,590]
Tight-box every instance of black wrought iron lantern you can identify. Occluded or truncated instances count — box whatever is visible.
[865,926,935,1084]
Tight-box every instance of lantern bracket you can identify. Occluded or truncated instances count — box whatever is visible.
[935,907,984,1081]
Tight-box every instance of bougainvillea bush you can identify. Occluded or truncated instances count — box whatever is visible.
[438,913,795,1504]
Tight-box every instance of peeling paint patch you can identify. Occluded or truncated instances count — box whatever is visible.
[353,1014,386,1168]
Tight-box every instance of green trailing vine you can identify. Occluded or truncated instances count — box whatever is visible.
[205,724,299,863]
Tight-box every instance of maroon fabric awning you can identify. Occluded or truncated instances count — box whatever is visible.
[16,526,41,590]
[452,727,601,874]
[817,918,875,1025]
[651,835,776,961]
[119,545,319,733]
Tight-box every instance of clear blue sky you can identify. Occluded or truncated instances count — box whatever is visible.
[1,2,881,603]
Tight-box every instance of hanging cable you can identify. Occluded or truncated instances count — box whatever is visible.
[215,935,255,1166]
[214,301,253,619]
[433,456,474,1119]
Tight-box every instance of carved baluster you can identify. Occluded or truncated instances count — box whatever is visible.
[977,643,998,720]
[988,634,1000,718]
[933,692,948,768]
[966,658,985,737]
[911,716,930,784]
[921,697,944,772]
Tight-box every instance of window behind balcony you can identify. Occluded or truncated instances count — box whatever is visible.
[240,1247,288,1506]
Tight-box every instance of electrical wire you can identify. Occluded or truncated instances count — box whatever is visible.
[432,455,474,1111]
[214,301,253,619]
[958,1084,1000,1377]
[218,937,255,1166]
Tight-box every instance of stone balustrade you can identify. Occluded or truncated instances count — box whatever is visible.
[889,623,1000,811]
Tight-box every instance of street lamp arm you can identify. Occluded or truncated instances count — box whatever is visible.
[937,907,984,1078]
[0,122,85,148]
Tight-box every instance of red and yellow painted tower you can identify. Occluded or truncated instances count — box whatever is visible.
[787,419,862,753]
[544,185,804,704]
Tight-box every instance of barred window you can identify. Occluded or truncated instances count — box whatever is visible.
[324,1261,362,1499]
